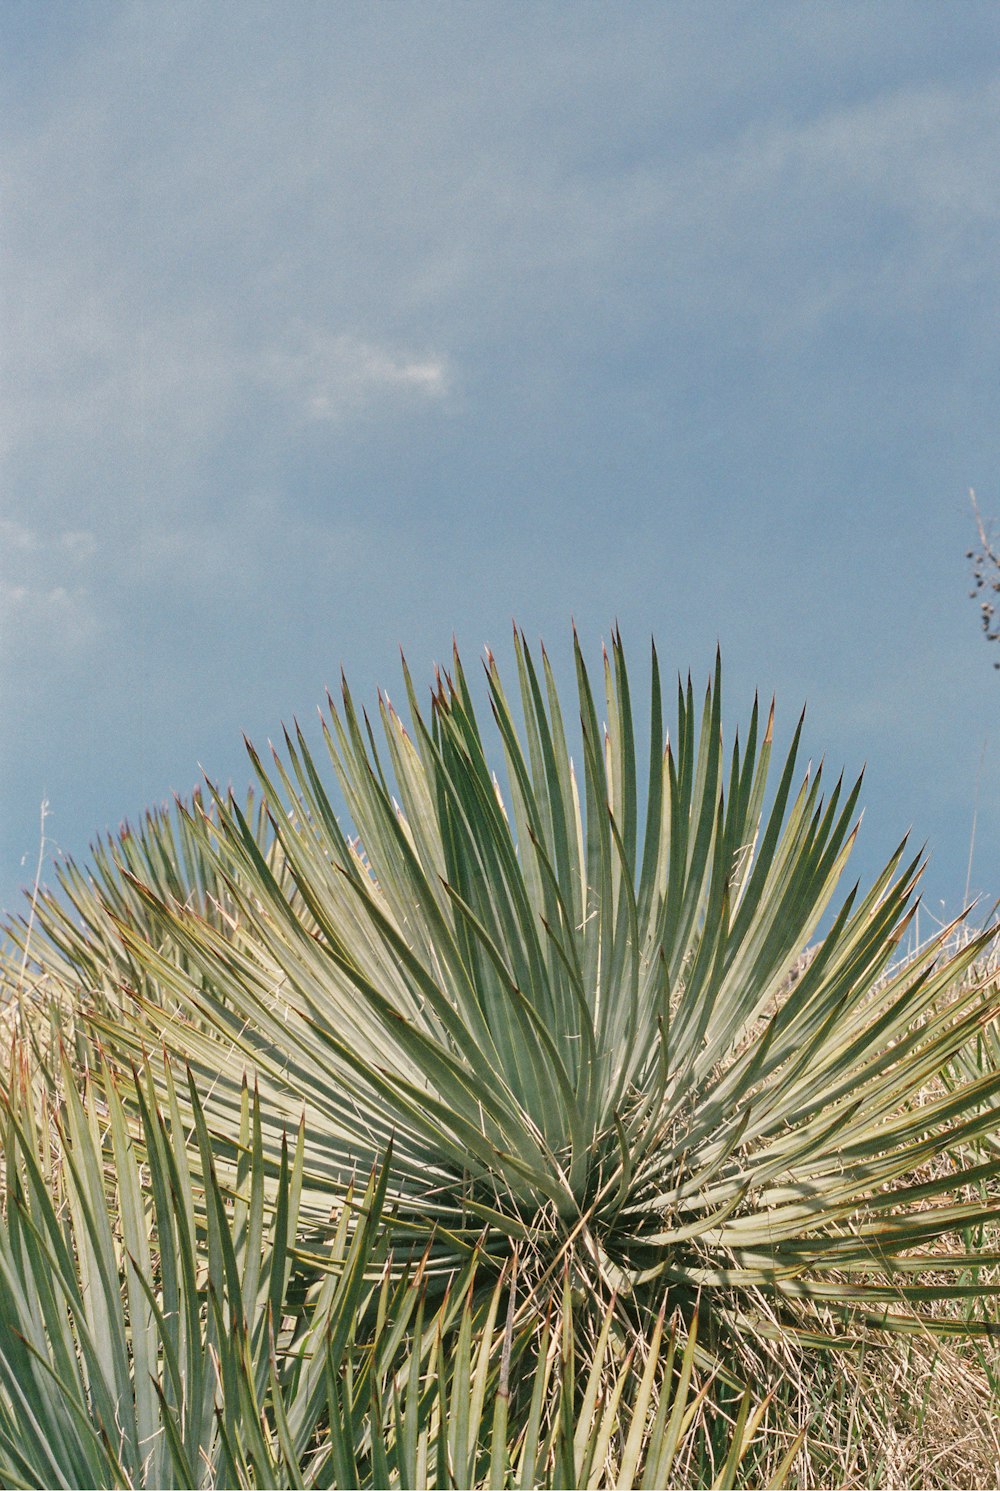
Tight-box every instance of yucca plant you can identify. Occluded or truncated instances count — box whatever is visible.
[945,945,1000,1150]
[7,629,1000,1394]
[0,1029,762,1490]
[0,1042,380,1488]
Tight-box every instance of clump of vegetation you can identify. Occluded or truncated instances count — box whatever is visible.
[967,489,1000,666]
[3,627,1000,1487]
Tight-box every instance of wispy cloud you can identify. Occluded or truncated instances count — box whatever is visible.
[0,520,100,658]
[263,331,451,422]
[133,496,374,592]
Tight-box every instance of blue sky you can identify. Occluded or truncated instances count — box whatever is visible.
[3,2,999,932]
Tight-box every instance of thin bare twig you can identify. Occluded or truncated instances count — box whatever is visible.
[967,489,1000,665]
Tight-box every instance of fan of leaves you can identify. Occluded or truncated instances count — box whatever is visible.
[0,1037,770,1489]
[6,628,1000,1383]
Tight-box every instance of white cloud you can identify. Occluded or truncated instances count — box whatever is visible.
[0,520,40,553]
[647,75,1000,335]
[59,530,99,563]
[133,497,373,593]
[0,582,99,656]
[275,333,450,421]
[1,520,98,570]
[0,522,101,660]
